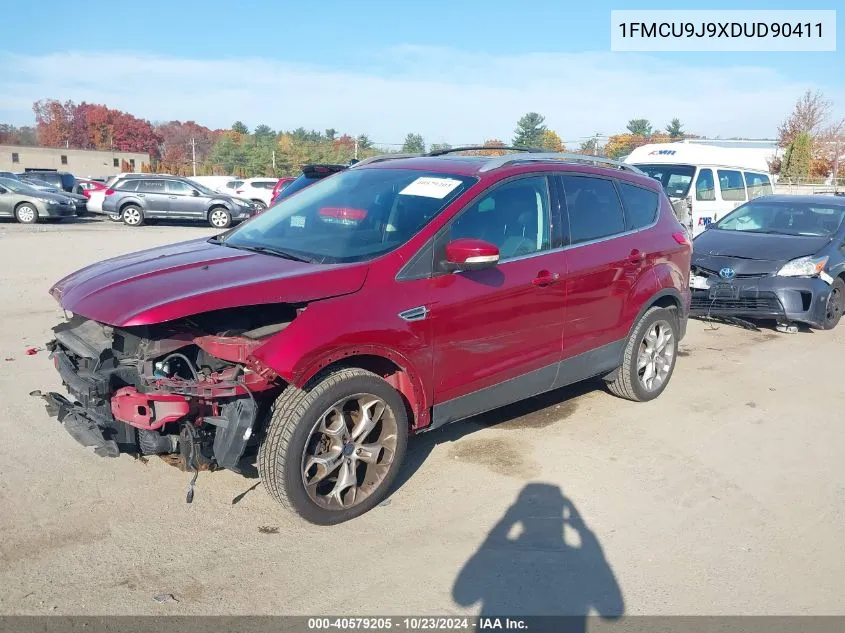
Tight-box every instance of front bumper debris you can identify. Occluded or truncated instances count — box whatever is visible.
[690,274,831,327]
[34,391,120,457]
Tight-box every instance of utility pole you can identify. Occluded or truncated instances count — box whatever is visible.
[594,132,601,156]
[354,136,359,160]
[272,149,276,172]
[190,137,197,177]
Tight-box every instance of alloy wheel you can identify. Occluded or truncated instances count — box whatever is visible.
[300,394,398,510]
[637,319,674,392]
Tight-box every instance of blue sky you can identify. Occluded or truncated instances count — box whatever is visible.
[1,0,842,146]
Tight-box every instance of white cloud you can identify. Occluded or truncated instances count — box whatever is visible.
[0,47,842,145]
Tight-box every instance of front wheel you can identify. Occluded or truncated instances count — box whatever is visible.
[15,203,38,224]
[822,277,845,330]
[606,306,678,402]
[258,368,408,525]
[252,199,267,210]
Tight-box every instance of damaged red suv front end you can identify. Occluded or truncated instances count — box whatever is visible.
[39,236,366,477]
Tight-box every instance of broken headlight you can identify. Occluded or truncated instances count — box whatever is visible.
[777,255,828,277]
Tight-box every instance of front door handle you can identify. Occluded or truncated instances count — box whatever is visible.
[628,249,646,264]
[168,195,178,199]
[532,271,561,287]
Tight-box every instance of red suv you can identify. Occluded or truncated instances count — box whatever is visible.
[39,149,691,524]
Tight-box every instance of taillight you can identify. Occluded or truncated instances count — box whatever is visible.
[105,188,115,196]
[319,207,367,221]
[82,190,91,198]
[672,231,691,246]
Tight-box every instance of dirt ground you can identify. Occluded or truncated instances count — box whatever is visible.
[0,218,842,617]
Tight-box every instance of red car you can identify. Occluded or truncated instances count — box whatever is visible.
[74,179,106,198]
[39,149,691,524]
[270,176,296,202]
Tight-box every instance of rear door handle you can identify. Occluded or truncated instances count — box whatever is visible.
[628,249,646,264]
[136,193,145,198]
[168,195,178,199]
[532,271,561,287]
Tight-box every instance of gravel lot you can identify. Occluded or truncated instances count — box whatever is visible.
[0,218,842,616]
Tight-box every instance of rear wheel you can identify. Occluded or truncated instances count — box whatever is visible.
[606,306,678,402]
[121,205,144,226]
[14,203,38,224]
[258,368,408,525]
[822,277,845,330]
[208,206,232,229]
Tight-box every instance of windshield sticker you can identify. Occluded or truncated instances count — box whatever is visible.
[290,215,305,228]
[399,177,463,199]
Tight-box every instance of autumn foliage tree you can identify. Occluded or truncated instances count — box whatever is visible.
[33,99,162,157]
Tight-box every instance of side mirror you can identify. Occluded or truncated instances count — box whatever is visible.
[445,238,500,271]
[0,187,6,194]
[192,189,200,196]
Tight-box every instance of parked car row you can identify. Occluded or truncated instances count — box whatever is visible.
[0,174,86,222]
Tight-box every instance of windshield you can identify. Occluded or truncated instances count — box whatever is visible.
[224,168,476,263]
[715,200,845,237]
[633,164,696,198]
[191,181,216,196]
[0,177,41,194]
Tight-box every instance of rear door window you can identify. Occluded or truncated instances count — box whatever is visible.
[718,169,747,202]
[559,175,625,244]
[136,179,166,194]
[617,181,659,230]
[744,172,773,199]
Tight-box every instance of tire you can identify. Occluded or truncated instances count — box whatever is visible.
[258,368,409,525]
[14,203,38,224]
[121,205,144,227]
[252,199,267,210]
[822,277,845,330]
[208,206,232,229]
[606,306,678,402]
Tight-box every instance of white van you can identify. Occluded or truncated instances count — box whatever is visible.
[625,143,774,236]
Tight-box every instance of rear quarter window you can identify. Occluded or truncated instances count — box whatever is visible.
[744,172,773,199]
[115,179,140,191]
[618,182,659,230]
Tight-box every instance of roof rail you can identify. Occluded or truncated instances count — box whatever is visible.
[478,152,646,175]
[349,153,421,168]
[425,145,545,157]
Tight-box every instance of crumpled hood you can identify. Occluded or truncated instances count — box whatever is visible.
[50,238,368,326]
[692,229,830,274]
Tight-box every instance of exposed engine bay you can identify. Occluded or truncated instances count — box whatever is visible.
[37,305,299,497]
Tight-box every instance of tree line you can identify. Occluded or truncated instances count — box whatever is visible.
[0,94,839,180]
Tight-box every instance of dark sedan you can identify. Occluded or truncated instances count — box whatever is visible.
[690,195,845,330]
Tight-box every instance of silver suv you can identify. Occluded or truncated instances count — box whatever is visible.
[102,176,258,228]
